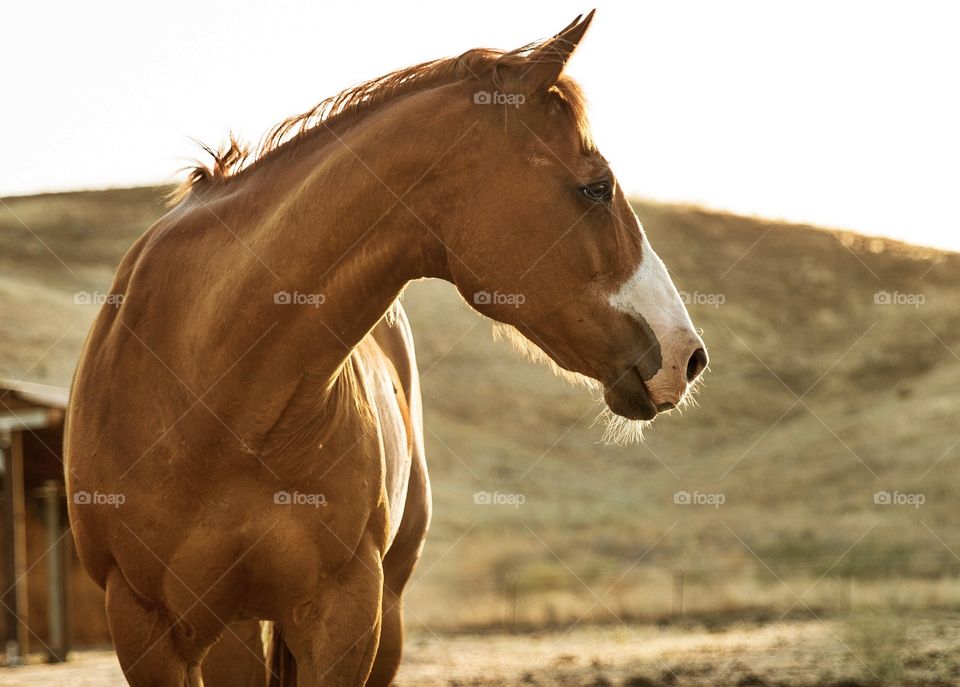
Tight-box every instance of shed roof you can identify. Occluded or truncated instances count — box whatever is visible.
[0,378,69,412]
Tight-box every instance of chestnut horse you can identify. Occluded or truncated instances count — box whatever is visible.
[65,11,707,686]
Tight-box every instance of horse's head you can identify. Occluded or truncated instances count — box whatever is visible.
[443,11,707,425]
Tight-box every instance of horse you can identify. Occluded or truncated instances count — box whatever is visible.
[65,11,707,686]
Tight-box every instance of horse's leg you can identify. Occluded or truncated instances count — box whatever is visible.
[366,539,424,687]
[365,587,403,687]
[264,622,298,687]
[367,408,430,684]
[105,567,204,687]
[366,410,430,687]
[279,537,384,687]
[202,620,269,687]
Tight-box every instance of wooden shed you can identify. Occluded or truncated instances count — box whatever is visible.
[0,378,109,665]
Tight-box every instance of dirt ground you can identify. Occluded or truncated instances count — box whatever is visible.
[2,615,958,686]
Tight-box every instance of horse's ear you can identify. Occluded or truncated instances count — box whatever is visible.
[504,10,595,94]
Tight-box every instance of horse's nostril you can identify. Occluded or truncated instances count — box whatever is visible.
[686,347,708,383]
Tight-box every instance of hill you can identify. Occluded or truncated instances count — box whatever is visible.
[1,187,957,627]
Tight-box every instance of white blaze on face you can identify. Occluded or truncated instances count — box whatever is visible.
[607,219,701,405]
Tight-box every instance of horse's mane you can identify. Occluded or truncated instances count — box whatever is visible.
[170,39,592,204]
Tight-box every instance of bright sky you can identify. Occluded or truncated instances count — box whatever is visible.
[4,1,958,250]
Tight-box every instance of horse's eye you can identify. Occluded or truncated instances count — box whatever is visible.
[581,181,612,203]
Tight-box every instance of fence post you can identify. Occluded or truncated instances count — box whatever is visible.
[511,572,520,629]
[504,570,519,630]
[42,480,67,663]
[672,570,685,619]
[840,574,852,613]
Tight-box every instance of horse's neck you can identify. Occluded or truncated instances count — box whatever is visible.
[229,122,450,386]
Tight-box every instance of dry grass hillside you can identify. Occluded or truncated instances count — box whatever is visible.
[1,187,957,630]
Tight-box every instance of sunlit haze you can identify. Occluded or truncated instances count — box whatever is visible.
[4,0,958,250]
